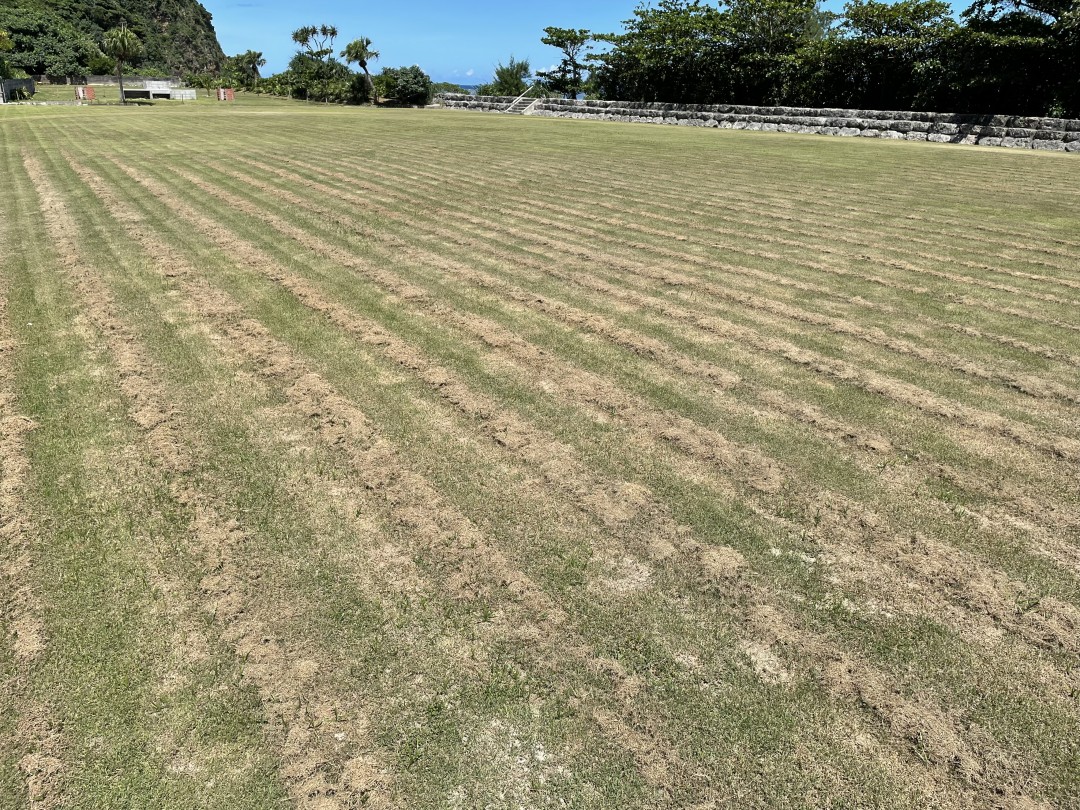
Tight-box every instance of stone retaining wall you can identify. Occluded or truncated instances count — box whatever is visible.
[437,94,1080,152]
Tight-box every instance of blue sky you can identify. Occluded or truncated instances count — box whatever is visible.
[204,1,657,83]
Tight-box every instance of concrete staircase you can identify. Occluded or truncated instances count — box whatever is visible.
[503,91,538,115]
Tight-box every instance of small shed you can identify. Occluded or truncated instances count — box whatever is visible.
[122,80,174,101]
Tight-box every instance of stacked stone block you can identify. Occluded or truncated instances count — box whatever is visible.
[437,95,1080,152]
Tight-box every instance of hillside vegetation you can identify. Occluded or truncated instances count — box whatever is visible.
[0,0,223,76]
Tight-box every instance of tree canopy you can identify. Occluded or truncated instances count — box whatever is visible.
[578,0,1079,116]
[223,50,265,89]
[475,56,533,96]
[374,64,433,105]
[249,24,392,105]
[292,25,339,60]
[102,23,143,102]
[537,27,592,98]
[0,27,14,79]
[342,36,379,101]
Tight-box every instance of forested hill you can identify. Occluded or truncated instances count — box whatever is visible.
[0,0,225,76]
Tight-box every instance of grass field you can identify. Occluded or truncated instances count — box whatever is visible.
[1,98,1079,809]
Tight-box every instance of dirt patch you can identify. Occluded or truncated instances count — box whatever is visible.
[699,546,747,581]
[741,641,792,685]
[593,556,653,595]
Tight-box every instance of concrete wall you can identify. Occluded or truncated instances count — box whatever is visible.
[437,95,1080,153]
[84,75,183,87]
[0,79,36,104]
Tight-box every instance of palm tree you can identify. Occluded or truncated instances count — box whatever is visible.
[341,37,380,103]
[228,50,266,90]
[293,24,339,60]
[102,24,142,104]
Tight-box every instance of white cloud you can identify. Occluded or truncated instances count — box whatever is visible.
[466,69,475,77]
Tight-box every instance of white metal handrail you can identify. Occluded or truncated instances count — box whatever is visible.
[504,84,535,112]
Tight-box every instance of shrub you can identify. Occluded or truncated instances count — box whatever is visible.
[375,65,432,105]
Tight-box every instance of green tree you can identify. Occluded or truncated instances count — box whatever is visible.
[0,28,12,80]
[372,66,398,100]
[476,55,533,96]
[825,0,953,108]
[341,37,379,102]
[291,24,341,102]
[589,1,729,103]
[843,0,952,36]
[224,50,265,90]
[284,52,347,102]
[559,0,1075,114]
[723,0,836,103]
[292,24,339,61]
[372,65,433,105]
[185,69,219,98]
[392,64,433,105]
[537,27,592,98]
[962,0,1079,115]
[0,7,103,80]
[102,23,142,104]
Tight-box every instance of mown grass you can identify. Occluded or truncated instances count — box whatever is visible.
[2,97,1079,808]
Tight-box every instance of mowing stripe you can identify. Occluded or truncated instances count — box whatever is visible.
[104,152,1080,658]
[238,152,1080,434]
[84,133,1080,756]
[61,130,1019,807]
[141,155,1080,561]
[319,140,1080,299]
[62,157,711,803]
[230,155,1080,415]
[150,157,1080,471]
[57,161,1012,809]
[334,144,1080,344]
[285,138,1080,315]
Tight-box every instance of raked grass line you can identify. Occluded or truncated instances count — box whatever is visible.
[212,151,1080,422]
[95,122,1080,721]
[183,151,1080,469]
[3,99,1080,808]
[69,144,924,807]
[73,144,1002,810]
[151,140,1077,446]
[0,142,52,810]
[50,142,898,807]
